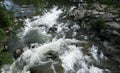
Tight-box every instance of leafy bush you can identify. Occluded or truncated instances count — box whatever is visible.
[0,6,15,44]
[85,0,120,8]
[91,19,106,32]
[0,7,13,30]
[85,0,95,4]
[95,19,106,28]
[0,52,13,64]
[0,28,8,43]
[12,0,46,7]
[98,0,116,5]
[0,5,16,70]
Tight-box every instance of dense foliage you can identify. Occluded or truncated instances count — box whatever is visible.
[85,0,116,4]
[0,52,13,64]
[0,6,14,47]
[12,0,46,7]
[85,0,120,8]
[0,5,15,70]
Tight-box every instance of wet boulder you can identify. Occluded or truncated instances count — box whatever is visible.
[45,51,59,61]
[99,13,116,21]
[13,49,23,59]
[69,7,87,20]
[93,3,107,11]
[48,27,57,33]
[106,22,120,29]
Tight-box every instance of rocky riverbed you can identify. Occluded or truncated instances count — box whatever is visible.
[68,1,120,63]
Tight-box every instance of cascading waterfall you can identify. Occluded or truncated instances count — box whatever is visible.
[1,7,110,73]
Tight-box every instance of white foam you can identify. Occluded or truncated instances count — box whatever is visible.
[30,7,62,28]
[89,66,103,73]
[60,45,83,72]
[90,45,99,62]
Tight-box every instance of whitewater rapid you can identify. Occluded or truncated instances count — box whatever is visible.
[1,7,110,73]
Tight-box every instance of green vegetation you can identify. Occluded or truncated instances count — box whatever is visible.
[98,0,116,5]
[0,5,24,47]
[0,7,13,29]
[0,1,22,69]
[118,10,120,17]
[98,0,120,8]
[0,52,13,72]
[0,6,19,47]
[85,0,95,4]
[95,19,106,28]
[0,28,8,45]
[91,19,106,32]
[0,6,13,46]
[0,52,13,64]
[85,0,117,4]
[85,0,120,8]
[12,0,46,8]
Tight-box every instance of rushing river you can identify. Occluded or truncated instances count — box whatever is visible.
[1,7,110,73]
[1,0,111,73]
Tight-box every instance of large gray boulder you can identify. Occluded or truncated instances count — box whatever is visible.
[100,13,116,21]
[106,22,120,29]
[69,7,86,20]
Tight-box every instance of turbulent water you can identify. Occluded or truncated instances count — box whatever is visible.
[1,7,110,73]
